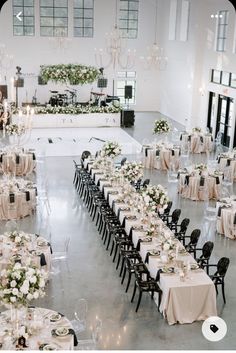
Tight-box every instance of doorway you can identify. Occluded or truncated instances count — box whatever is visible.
[215,95,234,147]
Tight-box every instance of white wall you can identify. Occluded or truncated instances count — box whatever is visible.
[0,0,236,133]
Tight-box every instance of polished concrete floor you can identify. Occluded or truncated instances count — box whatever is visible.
[1,112,236,350]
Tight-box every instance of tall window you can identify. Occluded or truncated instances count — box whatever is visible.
[116,71,136,104]
[13,0,35,36]
[40,0,68,37]
[74,0,94,37]
[119,0,139,39]
[216,10,229,52]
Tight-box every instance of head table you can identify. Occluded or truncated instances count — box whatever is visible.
[0,232,52,273]
[142,142,180,170]
[180,131,213,154]
[217,196,236,240]
[0,306,76,350]
[0,148,36,176]
[87,161,217,325]
[178,165,223,201]
[0,178,37,220]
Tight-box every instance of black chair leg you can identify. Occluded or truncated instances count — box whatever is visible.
[113,244,118,262]
[222,282,226,304]
[116,253,121,270]
[131,282,137,302]
[125,272,132,292]
[110,241,114,256]
[135,290,142,312]
[121,266,126,284]
[119,257,125,277]
[215,283,218,295]
[106,233,111,250]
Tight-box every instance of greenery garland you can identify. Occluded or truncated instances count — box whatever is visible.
[13,104,121,115]
[40,64,100,85]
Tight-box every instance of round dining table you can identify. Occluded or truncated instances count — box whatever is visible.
[0,148,36,176]
[142,143,180,170]
[0,232,52,272]
[0,179,37,220]
[0,306,76,350]
[180,132,213,153]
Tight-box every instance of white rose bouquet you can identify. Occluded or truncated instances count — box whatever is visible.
[6,231,31,246]
[194,163,207,171]
[153,119,171,134]
[0,263,47,308]
[100,141,122,159]
[120,161,144,183]
[192,127,202,133]
[140,184,169,214]
[6,123,26,136]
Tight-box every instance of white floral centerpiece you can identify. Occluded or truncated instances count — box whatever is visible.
[120,161,144,183]
[100,141,122,159]
[162,238,175,252]
[192,127,202,133]
[6,231,31,246]
[194,163,207,171]
[0,263,47,308]
[140,184,169,214]
[5,123,26,136]
[153,119,171,134]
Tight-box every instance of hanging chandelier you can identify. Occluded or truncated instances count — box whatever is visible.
[140,0,168,70]
[95,0,136,70]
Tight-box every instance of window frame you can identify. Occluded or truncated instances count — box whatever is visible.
[216,10,229,52]
[40,0,68,37]
[74,0,94,38]
[13,0,35,37]
[119,0,139,39]
[116,71,137,105]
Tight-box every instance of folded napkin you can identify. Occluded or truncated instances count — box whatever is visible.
[185,175,190,185]
[32,152,36,160]
[144,147,152,157]
[39,253,47,267]
[234,213,236,225]
[218,206,227,217]
[171,149,175,156]
[48,242,53,254]
[51,328,78,346]
[9,193,15,203]
[145,251,160,264]
[136,238,152,251]
[25,191,30,201]
[156,149,160,157]
[200,176,205,186]
[16,154,20,164]
[0,154,2,163]
[188,135,191,142]
[200,136,204,143]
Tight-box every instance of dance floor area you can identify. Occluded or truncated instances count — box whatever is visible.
[24,127,142,157]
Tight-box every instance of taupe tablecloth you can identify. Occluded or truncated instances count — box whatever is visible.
[0,152,36,176]
[142,145,180,170]
[0,188,37,220]
[216,199,236,240]
[181,133,213,153]
[178,172,222,201]
[217,155,236,181]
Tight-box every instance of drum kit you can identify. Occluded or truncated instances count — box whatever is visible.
[49,88,77,106]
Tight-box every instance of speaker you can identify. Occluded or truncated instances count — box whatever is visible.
[124,85,132,99]
[14,78,24,87]
[97,78,108,88]
[0,85,7,102]
[121,109,135,127]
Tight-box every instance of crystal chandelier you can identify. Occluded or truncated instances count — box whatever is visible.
[95,0,136,70]
[140,0,168,70]
[49,28,71,50]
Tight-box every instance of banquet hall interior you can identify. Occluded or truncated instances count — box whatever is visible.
[0,0,236,350]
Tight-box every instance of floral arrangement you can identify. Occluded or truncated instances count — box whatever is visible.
[120,161,144,183]
[5,123,25,136]
[140,185,169,214]
[13,104,121,115]
[194,163,207,171]
[153,119,171,134]
[145,222,157,237]
[0,263,47,307]
[162,238,175,252]
[6,231,30,246]
[100,141,121,159]
[40,64,100,85]
[192,127,202,133]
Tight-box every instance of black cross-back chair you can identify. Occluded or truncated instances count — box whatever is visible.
[205,257,230,304]
[81,150,91,168]
[195,241,214,274]
[159,200,173,221]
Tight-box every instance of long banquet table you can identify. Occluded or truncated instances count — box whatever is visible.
[88,163,217,325]
[0,307,75,350]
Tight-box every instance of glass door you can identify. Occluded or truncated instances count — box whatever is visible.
[215,95,234,147]
[207,92,216,133]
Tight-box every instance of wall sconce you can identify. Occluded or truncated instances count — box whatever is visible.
[199,87,205,96]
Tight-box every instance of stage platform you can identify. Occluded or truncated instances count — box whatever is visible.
[12,113,120,128]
